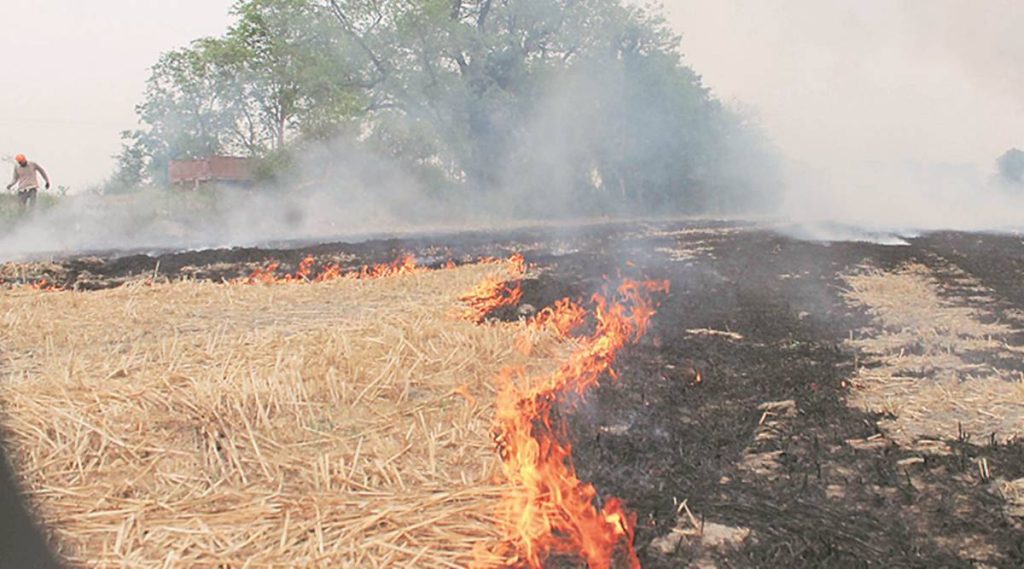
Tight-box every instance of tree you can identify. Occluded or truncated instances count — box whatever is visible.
[122,0,368,183]
[997,148,1024,184]
[129,43,228,184]
[221,0,371,148]
[347,0,730,200]
[117,0,780,216]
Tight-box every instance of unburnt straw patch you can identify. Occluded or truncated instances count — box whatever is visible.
[0,261,572,567]
[842,262,1024,444]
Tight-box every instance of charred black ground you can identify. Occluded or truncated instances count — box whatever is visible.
[3,221,1024,568]
[551,229,1024,568]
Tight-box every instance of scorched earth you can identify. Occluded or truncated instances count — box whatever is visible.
[1,220,1023,568]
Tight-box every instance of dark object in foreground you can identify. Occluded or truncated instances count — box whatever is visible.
[0,438,62,568]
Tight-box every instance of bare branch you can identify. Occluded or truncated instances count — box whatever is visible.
[478,0,493,31]
[325,0,388,79]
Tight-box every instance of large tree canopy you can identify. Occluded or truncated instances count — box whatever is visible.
[114,0,779,214]
[997,148,1024,185]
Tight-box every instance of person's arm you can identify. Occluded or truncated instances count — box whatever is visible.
[6,167,15,191]
[35,163,50,189]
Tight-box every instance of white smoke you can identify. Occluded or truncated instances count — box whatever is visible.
[665,0,1024,242]
[0,152,443,261]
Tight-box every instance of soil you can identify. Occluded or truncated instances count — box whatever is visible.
[3,220,1024,568]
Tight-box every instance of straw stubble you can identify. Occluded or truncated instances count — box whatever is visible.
[0,263,567,567]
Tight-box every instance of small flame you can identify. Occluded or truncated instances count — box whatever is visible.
[239,254,424,284]
[30,278,64,292]
[479,253,527,274]
[242,261,283,284]
[506,253,527,276]
[452,384,477,406]
[530,298,587,337]
[458,254,529,323]
[287,256,316,281]
[460,277,524,323]
[314,263,345,282]
[353,254,420,279]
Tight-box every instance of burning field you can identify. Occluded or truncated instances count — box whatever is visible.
[2,221,1024,567]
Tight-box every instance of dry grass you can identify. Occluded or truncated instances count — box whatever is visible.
[842,263,1024,445]
[627,225,741,263]
[996,478,1024,519]
[0,260,70,284]
[624,226,742,240]
[653,244,715,262]
[0,263,569,567]
[738,400,797,479]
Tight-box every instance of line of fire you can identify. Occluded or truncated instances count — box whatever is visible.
[2,1,1023,568]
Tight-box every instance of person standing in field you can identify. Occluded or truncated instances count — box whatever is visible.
[6,154,50,210]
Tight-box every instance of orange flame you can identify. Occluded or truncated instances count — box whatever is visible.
[530,298,587,337]
[285,256,316,282]
[30,278,64,292]
[507,253,527,276]
[457,254,529,323]
[239,254,424,284]
[479,253,527,276]
[460,276,524,323]
[242,261,283,284]
[352,254,420,279]
[480,279,669,569]
[240,253,519,285]
[313,263,345,282]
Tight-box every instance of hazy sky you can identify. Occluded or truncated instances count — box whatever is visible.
[2,0,1022,191]
[662,0,1024,174]
[0,0,233,190]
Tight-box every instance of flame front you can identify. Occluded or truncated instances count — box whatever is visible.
[460,277,524,323]
[481,279,669,568]
[530,298,587,337]
[240,254,423,284]
[244,261,283,284]
[352,254,420,279]
[458,254,529,323]
[30,278,64,292]
[291,256,316,281]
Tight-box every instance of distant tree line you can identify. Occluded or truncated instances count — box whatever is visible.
[997,148,1024,185]
[109,0,780,215]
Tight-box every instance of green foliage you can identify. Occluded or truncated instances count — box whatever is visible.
[0,194,21,225]
[0,191,63,227]
[250,147,296,184]
[117,0,779,215]
[120,0,367,184]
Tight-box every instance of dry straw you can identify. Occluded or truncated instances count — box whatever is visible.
[0,262,572,567]
[842,263,1024,445]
